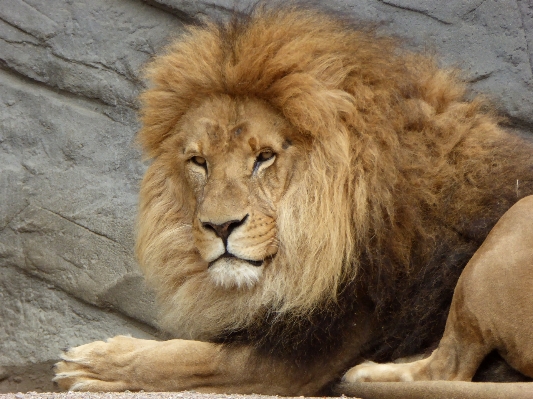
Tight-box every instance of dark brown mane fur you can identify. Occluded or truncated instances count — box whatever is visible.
[137,5,533,371]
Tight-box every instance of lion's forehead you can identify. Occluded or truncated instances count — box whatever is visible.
[180,96,290,158]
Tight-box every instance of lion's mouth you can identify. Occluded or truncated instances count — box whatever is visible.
[208,252,265,268]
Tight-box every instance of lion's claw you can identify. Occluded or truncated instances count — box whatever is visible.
[53,336,138,391]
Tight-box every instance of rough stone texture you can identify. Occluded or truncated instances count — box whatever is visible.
[0,0,532,393]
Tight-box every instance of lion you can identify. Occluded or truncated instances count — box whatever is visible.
[54,6,533,396]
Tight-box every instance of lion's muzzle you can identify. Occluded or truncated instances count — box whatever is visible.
[194,210,278,289]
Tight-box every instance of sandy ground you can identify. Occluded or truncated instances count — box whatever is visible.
[0,393,330,399]
[2,383,533,399]
[0,363,350,398]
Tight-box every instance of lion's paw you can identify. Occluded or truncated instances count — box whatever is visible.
[342,361,416,383]
[53,335,139,391]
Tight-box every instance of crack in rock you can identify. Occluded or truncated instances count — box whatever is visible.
[378,0,453,25]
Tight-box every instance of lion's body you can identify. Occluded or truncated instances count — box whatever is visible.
[54,7,533,395]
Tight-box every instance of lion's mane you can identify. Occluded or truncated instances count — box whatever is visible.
[136,6,533,361]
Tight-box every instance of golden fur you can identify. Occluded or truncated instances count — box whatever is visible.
[135,6,533,349]
[54,6,533,394]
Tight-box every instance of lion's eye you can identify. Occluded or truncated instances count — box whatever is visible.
[257,150,274,162]
[190,156,207,170]
[253,150,276,173]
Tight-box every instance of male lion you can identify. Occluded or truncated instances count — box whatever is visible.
[54,6,533,396]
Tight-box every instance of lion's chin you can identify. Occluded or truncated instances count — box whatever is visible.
[208,257,263,289]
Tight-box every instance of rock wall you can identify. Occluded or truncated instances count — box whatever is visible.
[1,0,532,393]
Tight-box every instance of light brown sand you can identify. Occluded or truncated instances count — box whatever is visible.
[0,393,332,399]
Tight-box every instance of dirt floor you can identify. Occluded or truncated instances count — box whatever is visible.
[2,363,532,399]
[0,393,326,399]
[0,364,340,399]
[0,393,332,399]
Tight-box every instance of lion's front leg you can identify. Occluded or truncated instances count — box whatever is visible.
[54,336,228,392]
[53,335,328,394]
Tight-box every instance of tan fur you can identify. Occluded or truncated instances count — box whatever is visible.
[54,6,533,394]
[134,5,526,341]
[343,195,533,382]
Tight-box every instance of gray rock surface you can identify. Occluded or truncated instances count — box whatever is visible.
[0,0,532,393]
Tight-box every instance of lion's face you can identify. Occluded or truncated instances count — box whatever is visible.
[137,9,383,337]
[167,96,301,289]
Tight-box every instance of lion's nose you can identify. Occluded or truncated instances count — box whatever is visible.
[202,215,248,244]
